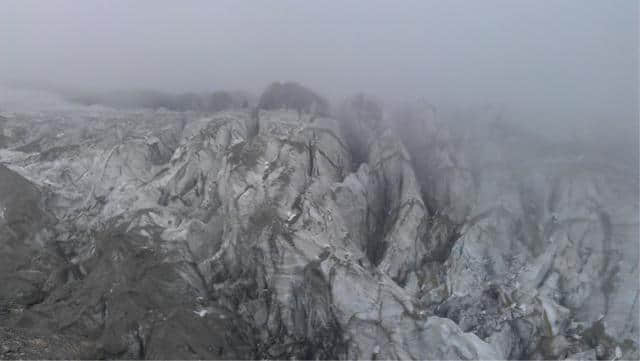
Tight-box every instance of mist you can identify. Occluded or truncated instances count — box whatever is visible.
[1,2,640,359]
[1,0,638,147]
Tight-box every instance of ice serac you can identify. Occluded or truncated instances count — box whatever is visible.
[393,105,639,359]
[0,89,637,360]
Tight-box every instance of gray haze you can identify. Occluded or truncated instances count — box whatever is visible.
[1,0,638,145]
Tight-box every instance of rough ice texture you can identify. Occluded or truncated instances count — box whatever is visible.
[0,89,637,359]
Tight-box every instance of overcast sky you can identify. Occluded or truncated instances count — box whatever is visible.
[1,1,638,141]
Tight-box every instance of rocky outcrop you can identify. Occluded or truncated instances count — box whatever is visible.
[0,89,637,359]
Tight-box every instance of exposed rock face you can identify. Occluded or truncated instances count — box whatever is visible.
[0,90,637,359]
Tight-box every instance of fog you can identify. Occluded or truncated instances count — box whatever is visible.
[1,0,637,147]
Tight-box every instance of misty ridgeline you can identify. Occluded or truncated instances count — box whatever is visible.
[0,79,637,360]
